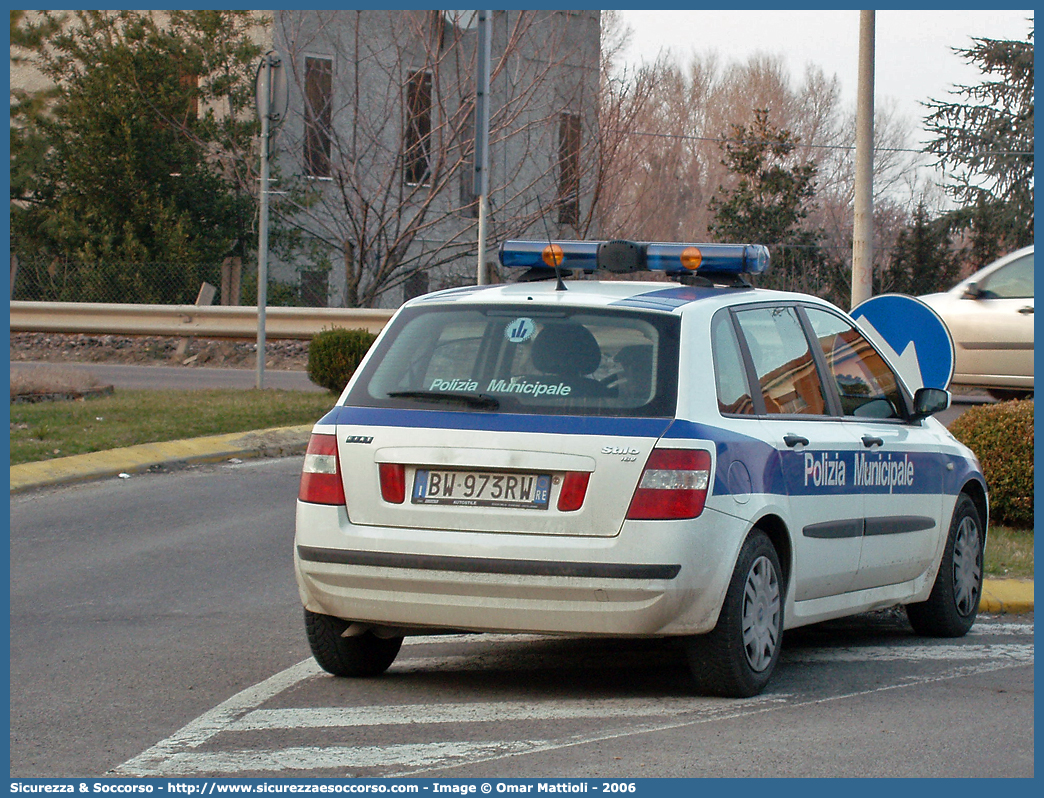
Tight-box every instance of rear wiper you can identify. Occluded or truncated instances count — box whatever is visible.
[386,390,500,410]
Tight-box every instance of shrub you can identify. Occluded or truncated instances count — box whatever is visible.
[948,399,1034,528]
[307,328,377,394]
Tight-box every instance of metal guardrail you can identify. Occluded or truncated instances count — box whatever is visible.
[9,301,395,340]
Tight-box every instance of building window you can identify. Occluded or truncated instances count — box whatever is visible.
[404,70,433,186]
[557,112,581,226]
[300,269,329,307]
[304,56,333,178]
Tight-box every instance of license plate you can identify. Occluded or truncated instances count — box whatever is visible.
[412,469,551,510]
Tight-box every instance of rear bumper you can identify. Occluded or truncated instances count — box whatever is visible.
[294,501,746,637]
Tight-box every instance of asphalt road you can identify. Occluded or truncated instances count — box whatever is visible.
[10,458,1034,779]
[10,360,323,392]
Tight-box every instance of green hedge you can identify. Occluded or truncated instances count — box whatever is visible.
[948,399,1034,529]
[307,328,378,394]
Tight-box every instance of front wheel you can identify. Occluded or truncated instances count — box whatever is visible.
[685,530,784,697]
[905,494,984,637]
[305,609,403,677]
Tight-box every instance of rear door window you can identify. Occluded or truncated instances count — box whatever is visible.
[348,305,679,417]
[711,310,755,415]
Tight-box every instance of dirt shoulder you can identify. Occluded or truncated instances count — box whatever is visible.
[10,332,310,371]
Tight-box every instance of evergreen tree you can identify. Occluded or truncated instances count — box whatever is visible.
[708,109,831,300]
[884,203,959,296]
[10,11,262,303]
[923,26,1034,259]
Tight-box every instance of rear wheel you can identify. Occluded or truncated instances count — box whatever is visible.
[305,609,403,677]
[906,494,984,637]
[685,530,783,697]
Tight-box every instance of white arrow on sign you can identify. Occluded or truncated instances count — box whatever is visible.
[855,315,926,392]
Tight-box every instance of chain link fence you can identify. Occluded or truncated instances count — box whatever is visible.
[11,245,935,313]
[9,255,321,307]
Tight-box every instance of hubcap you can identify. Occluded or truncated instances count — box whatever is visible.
[952,515,982,616]
[742,555,781,672]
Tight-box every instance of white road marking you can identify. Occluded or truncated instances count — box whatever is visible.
[112,622,1034,778]
[112,659,323,776]
[386,658,1031,779]
[227,696,780,732]
[783,643,1034,664]
[967,621,1035,636]
[129,741,554,777]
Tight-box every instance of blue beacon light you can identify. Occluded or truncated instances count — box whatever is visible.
[498,240,770,277]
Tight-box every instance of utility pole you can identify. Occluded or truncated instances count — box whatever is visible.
[851,10,875,309]
[474,10,493,285]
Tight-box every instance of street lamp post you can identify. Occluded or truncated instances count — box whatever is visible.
[851,10,875,309]
[474,10,493,285]
[254,51,287,389]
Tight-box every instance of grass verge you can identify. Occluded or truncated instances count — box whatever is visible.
[10,389,335,466]
[984,525,1034,579]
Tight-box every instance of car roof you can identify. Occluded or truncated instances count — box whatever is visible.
[407,278,839,317]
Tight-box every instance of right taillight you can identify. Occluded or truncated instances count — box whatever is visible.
[378,463,406,504]
[298,433,346,506]
[626,448,711,520]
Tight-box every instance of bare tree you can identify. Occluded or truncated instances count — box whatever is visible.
[572,10,659,239]
[272,10,603,308]
[598,45,933,303]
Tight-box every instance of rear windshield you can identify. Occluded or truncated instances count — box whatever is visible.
[347,304,679,417]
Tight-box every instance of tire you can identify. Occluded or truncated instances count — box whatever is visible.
[685,530,784,697]
[906,494,984,637]
[305,609,403,677]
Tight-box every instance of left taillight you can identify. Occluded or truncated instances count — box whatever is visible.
[298,433,346,506]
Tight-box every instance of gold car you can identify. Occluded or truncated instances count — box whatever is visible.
[920,246,1034,399]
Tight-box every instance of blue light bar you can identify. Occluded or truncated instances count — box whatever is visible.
[499,240,770,276]
[645,242,770,276]
[498,240,599,272]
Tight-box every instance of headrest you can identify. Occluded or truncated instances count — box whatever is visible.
[530,323,602,377]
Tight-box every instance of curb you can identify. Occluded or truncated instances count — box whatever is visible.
[9,425,1033,615]
[980,578,1034,615]
[9,424,312,494]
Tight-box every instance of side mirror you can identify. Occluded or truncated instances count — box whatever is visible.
[910,387,950,422]
[962,281,983,299]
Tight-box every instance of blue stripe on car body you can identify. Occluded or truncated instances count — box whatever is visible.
[319,406,979,500]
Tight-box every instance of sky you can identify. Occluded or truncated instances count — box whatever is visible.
[617,9,1033,148]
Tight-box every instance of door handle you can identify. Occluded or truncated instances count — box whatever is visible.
[862,435,884,448]
[1018,306,1034,315]
[784,433,809,448]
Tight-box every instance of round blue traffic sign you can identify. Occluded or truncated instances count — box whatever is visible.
[851,294,955,390]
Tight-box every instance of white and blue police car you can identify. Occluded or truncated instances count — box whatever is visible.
[295,240,988,697]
